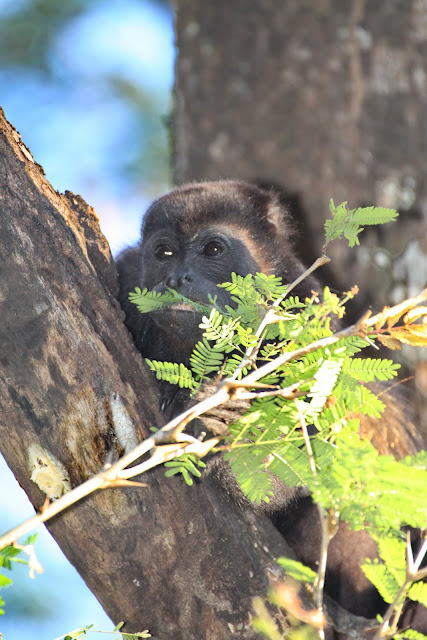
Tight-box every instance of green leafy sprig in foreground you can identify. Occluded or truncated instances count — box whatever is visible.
[130,202,427,639]
[324,200,399,248]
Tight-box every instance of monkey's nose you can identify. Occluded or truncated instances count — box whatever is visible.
[167,273,192,289]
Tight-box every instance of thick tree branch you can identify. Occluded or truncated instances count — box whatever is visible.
[0,107,309,639]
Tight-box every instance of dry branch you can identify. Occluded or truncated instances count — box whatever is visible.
[0,107,300,639]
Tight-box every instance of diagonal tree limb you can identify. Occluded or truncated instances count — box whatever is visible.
[0,107,311,639]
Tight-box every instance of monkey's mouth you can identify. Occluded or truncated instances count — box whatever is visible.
[169,303,197,312]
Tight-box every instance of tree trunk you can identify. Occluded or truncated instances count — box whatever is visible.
[174,0,427,437]
[0,107,302,638]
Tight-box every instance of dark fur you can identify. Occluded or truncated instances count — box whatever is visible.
[117,180,426,631]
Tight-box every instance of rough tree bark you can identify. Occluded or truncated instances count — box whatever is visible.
[174,0,427,436]
[0,108,307,639]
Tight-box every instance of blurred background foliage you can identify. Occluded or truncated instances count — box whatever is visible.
[0,0,174,637]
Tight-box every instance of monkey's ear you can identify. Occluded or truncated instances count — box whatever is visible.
[265,201,286,234]
[262,198,295,244]
[253,182,295,239]
[248,182,289,238]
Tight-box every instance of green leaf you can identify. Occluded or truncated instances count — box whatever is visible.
[181,469,193,486]
[408,581,427,607]
[325,201,398,247]
[164,454,206,486]
[277,557,317,583]
[145,360,197,389]
[268,443,311,488]
[129,287,212,314]
[0,573,12,588]
[361,559,400,604]
[126,267,427,639]
[377,536,406,584]
[128,288,177,312]
[353,205,399,226]
[400,630,427,639]
[64,624,93,639]
[225,447,275,504]
[189,338,225,379]
[343,357,400,382]
[338,380,386,418]
[25,533,38,545]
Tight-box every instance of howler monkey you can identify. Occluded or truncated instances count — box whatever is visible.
[117,181,317,377]
[117,180,426,629]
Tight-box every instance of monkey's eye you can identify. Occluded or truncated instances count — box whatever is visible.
[202,240,225,257]
[155,244,175,259]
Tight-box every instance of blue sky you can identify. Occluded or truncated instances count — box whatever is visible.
[0,458,115,638]
[0,1,174,637]
[0,0,174,254]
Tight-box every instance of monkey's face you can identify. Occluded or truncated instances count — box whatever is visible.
[132,181,306,344]
[117,181,317,363]
[140,224,261,325]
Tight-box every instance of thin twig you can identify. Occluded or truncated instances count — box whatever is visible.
[242,321,365,387]
[373,533,427,639]
[295,400,330,640]
[0,434,219,549]
[412,538,427,573]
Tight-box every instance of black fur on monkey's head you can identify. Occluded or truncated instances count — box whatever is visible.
[141,180,305,284]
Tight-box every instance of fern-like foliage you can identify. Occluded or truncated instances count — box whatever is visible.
[145,360,197,389]
[0,534,37,615]
[225,445,276,504]
[362,534,427,617]
[133,274,311,392]
[189,339,225,380]
[335,377,386,418]
[276,557,317,584]
[129,287,212,314]
[164,454,206,487]
[325,200,398,247]
[399,631,427,640]
[311,431,427,533]
[343,356,400,382]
